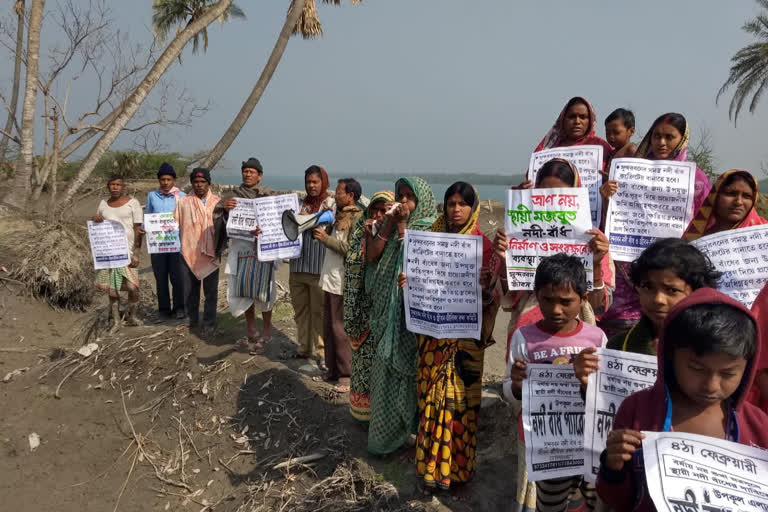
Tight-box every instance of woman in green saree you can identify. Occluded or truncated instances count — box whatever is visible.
[366,177,437,455]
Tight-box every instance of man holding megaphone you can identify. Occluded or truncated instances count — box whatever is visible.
[289,166,335,366]
[314,178,363,392]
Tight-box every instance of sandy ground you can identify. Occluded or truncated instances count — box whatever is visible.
[0,186,518,512]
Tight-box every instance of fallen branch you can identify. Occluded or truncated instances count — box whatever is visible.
[272,451,325,470]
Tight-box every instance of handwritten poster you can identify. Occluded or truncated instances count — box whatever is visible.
[529,145,604,226]
[403,230,483,340]
[522,364,586,480]
[642,431,768,512]
[143,212,180,254]
[691,224,768,308]
[253,193,301,262]
[583,348,657,482]
[505,188,593,290]
[226,198,258,242]
[87,220,131,270]
[605,158,696,262]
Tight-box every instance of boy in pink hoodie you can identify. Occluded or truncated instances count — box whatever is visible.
[597,288,768,512]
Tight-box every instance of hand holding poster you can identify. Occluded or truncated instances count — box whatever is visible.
[691,224,768,308]
[253,193,301,261]
[226,198,258,242]
[604,158,696,262]
[529,145,604,226]
[144,212,180,254]
[505,187,593,290]
[642,431,768,512]
[583,348,657,482]
[403,230,483,340]
[87,220,131,269]
[522,364,586,480]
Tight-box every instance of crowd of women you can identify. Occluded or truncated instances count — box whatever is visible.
[90,95,768,511]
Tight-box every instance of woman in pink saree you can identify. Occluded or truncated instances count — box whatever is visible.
[598,112,712,337]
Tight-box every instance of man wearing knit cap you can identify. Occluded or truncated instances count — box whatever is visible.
[174,168,221,334]
[140,162,186,320]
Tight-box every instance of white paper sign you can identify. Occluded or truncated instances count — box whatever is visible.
[403,230,483,340]
[583,348,657,482]
[87,220,131,270]
[522,364,586,480]
[144,212,180,254]
[253,193,302,262]
[691,224,768,309]
[642,431,768,512]
[605,158,696,262]
[226,198,258,242]
[505,188,593,290]
[528,145,604,226]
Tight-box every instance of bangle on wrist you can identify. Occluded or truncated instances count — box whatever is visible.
[592,282,605,291]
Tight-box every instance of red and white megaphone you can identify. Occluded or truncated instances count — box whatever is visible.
[281,209,335,241]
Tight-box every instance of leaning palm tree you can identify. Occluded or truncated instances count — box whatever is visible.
[202,0,358,170]
[152,0,245,55]
[717,0,768,123]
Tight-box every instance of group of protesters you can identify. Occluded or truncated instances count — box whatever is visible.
[91,96,768,512]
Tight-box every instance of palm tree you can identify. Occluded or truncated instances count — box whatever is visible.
[56,0,233,208]
[152,0,245,55]
[3,0,43,209]
[717,0,768,123]
[202,0,357,170]
[0,0,25,162]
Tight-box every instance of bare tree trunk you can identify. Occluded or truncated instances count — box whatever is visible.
[202,0,306,170]
[57,0,233,209]
[3,0,43,209]
[0,1,25,161]
[46,110,59,210]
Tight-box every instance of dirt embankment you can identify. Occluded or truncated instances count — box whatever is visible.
[0,196,518,512]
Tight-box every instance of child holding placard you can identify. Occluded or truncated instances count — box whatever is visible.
[503,254,607,512]
[596,289,768,512]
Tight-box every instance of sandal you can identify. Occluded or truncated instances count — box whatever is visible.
[248,339,265,355]
[333,378,351,393]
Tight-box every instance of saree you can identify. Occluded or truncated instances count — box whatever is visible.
[535,96,613,170]
[344,190,395,422]
[368,177,437,455]
[684,169,767,241]
[747,282,768,410]
[415,187,501,489]
[213,183,281,315]
[599,117,713,336]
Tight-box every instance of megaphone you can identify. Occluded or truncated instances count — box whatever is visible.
[281,209,335,241]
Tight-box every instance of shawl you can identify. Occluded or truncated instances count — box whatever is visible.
[747,282,768,409]
[213,182,277,257]
[369,177,437,375]
[605,315,656,355]
[300,166,330,214]
[535,96,613,169]
[502,162,616,359]
[344,190,395,348]
[175,189,221,280]
[684,169,767,241]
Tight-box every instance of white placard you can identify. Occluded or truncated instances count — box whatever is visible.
[583,348,657,482]
[505,188,593,290]
[87,220,131,270]
[605,158,696,262]
[253,193,302,262]
[226,198,258,242]
[403,230,483,340]
[144,212,180,254]
[691,224,768,309]
[642,431,768,512]
[522,364,586,481]
[529,145,603,226]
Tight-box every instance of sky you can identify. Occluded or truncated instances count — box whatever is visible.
[2,0,767,178]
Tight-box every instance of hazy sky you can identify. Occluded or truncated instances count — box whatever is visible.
[4,0,767,178]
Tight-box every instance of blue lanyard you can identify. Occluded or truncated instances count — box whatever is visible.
[663,385,739,440]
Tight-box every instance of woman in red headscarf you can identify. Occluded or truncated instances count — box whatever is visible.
[535,96,614,171]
